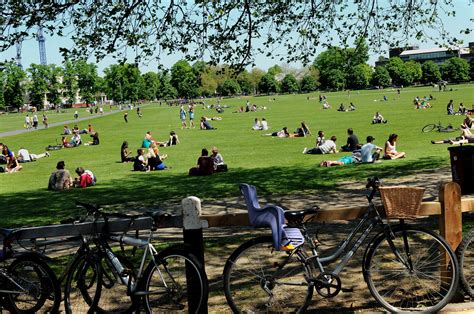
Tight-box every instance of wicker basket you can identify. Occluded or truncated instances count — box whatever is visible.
[379,186,425,219]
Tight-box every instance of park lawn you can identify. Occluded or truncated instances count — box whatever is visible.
[0,84,472,227]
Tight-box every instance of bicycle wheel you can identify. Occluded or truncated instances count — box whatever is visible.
[422,124,436,132]
[64,251,102,314]
[140,246,208,313]
[364,226,459,312]
[223,236,313,313]
[457,227,474,297]
[4,255,61,313]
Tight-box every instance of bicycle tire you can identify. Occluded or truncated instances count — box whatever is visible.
[139,246,208,313]
[457,227,474,297]
[4,255,61,313]
[364,226,459,312]
[64,251,102,314]
[223,236,313,313]
[422,124,437,132]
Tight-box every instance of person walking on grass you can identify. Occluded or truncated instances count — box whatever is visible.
[124,112,128,123]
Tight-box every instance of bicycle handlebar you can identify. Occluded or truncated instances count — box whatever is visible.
[366,177,381,202]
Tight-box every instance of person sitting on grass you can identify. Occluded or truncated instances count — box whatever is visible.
[320,149,362,167]
[62,136,74,148]
[133,149,149,172]
[261,118,269,130]
[447,100,455,115]
[189,148,214,176]
[337,103,346,112]
[16,148,50,162]
[372,112,387,124]
[63,125,72,135]
[360,136,382,163]
[48,161,72,190]
[200,117,216,130]
[84,132,100,146]
[340,128,359,152]
[70,132,82,146]
[120,141,135,162]
[147,144,167,171]
[316,130,325,147]
[303,135,337,154]
[293,121,311,137]
[431,124,474,144]
[167,131,180,146]
[252,118,262,130]
[349,102,356,111]
[383,133,406,159]
[6,155,22,173]
[264,127,289,137]
[73,167,96,188]
[210,146,228,172]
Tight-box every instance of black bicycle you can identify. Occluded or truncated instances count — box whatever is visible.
[223,178,460,313]
[457,226,474,297]
[422,121,458,133]
[62,202,208,313]
[0,228,61,313]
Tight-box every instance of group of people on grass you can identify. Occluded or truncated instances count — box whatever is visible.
[337,103,357,112]
[413,96,433,109]
[189,147,227,176]
[24,113,48,129]
[264,122,312,138]
[61,124,99,148]
[302,128,406,166]
[0,143,51,173]
[48,161,96,190]
[432,116,474,145]
[447,100,470,115]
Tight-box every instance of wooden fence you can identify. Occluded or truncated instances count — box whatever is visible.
[4,182,474,313]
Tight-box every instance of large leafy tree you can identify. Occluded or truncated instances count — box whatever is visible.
[421,61,441,84]
[27,64,50,108]
[217,79,241,96]
[441,57,470,83]
[280,74,299,93]
[300,75,318,92]
[170,60,198,98]
[157,71,177,100]
[258,73,279,94]
[62,60,79,104]
[142,71,160,100]
[405,61,422,84]
[199,72,218,97]
[250,68,265,94]
[386,57,413,86]
[75,61,99,104]
[371,66,391,87]
[347,64,372,89]
[104,63,144,102]
[47,64,63,107]
[236,70,253,95]
[2,2,468,70]
[2,62,27,110]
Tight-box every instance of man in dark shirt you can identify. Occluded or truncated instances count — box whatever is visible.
[341,128,359,152]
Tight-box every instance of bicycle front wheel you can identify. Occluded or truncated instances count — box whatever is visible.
[457,227,474,297]
[5,255,61,313]
[364,226,459,312]
[140,246,208,313]
[223,236,313,313]
[422,124,436,132]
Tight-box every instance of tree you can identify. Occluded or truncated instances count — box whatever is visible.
[405,61,422,84]
[371,66,391,87]
[441,57,470,83]
[2,2,467,70]
[199,72,218,97]
[470,59,474,81]
[314,47,345,89]
[104,63,144,102]
[2,62,27,110]
[142,72,160,100]
[250,68,265,94]
[217,79,241,96]
[421,61,441,84]
[347,64,372,89]
[300,75,318,92]
[157,71,177,99]
[258,73,279,94]
[46,64,63,107]
[325,69,346,90]
[170,60,198,97]
[280,74,299,93]
[236,70,253,95]
[267,65,282,76]
[386,57,413,86]
[75,61,99,104]
[28,64,50,108]
[62,60,79,104]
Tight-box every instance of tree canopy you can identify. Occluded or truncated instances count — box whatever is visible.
[1,1,470,70]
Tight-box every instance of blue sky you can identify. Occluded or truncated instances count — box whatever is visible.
[1,2,472,75]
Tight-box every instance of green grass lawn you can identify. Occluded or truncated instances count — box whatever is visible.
[1,84,473,227]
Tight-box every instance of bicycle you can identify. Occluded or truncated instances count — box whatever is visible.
[457,226,474,297]
[62,202,208,313]
[422,121,458,133]
[0,228,61,313]
[223,178,459,313]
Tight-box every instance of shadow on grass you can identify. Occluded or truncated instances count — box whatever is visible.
[1,156,446,227]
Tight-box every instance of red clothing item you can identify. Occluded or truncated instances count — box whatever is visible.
[79,173,93,188]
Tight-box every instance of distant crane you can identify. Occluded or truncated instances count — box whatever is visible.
[37,27,47,65]
[15,40,22,69]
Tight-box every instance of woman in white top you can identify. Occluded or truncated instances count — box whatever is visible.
[383,133,406,159]
[252,118,261,130]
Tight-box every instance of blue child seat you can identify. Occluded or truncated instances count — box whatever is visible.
[239,183,304,251]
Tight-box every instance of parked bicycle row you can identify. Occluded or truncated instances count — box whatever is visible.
[0,177,472,313]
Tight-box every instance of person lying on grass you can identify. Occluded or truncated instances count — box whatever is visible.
[303,135,337,154]
[431,124,474,145]
[264,127,289,137]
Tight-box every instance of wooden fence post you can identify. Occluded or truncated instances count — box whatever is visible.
[182,196,208,313]
[439,182,463,251]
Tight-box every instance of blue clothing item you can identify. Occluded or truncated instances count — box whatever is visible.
[142,139,152,148]
[361,143,376,163]
[337,155,354,165]
[155,163,166,170]
[180,110,186,120]
[189,111,195,120]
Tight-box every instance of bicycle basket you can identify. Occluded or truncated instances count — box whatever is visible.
[379,186,425,219]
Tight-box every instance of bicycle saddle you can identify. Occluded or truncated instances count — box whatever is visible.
[0,228,15,238]
[284,207,319,221]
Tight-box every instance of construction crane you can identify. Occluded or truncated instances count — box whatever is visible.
[15,40,22,69]
[37,27,47,65]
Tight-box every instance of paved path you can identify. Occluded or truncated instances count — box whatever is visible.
[0,109,123,138]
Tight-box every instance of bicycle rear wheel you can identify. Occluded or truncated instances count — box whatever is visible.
[364,226,459,312]
[422,124,436,132]
[140,246,208,313]
[4,255,61,313]
[457,227,474,297]
[223,236,313,313]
